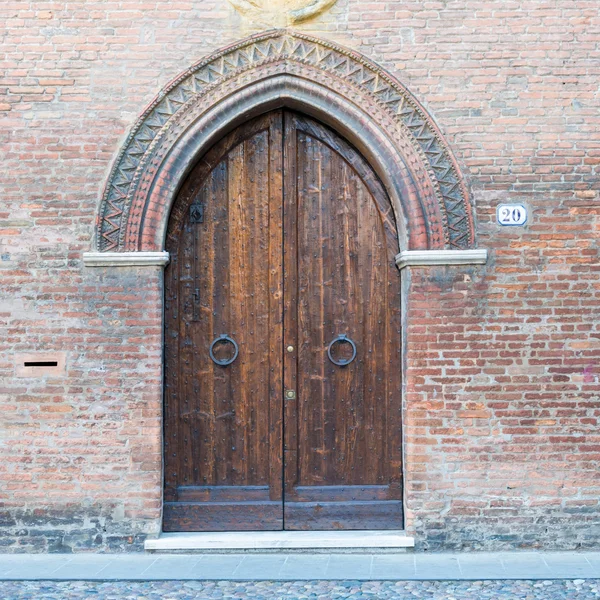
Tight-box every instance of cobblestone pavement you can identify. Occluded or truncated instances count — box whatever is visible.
[0,580,599,599]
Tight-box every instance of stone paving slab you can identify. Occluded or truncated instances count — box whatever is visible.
[0,552,599,581]
[1,579,600,599]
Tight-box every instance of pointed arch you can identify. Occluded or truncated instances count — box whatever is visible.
[95,30,475,253]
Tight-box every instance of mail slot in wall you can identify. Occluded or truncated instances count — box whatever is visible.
[15,353,66,377]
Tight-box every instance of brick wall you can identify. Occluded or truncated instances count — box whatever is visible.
[1,266,163,551]
[1,0,598,551]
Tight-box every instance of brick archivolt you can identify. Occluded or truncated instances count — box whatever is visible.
[97,30,475,253]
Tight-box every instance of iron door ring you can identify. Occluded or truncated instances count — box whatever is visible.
[327,334,357,366]
[209,334,239,366]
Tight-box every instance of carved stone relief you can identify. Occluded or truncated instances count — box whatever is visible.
[228,0,339,26]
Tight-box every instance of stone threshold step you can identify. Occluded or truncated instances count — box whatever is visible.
[145,531,415,552]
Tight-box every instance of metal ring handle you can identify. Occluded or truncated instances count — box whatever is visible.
[327,334,357,367]
[209,334,239,366]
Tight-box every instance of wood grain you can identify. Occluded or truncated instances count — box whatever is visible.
[164,110,402,531]
[164,112,284,531]
[283,113,403,530]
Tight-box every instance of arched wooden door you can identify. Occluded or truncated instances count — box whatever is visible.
[163,110,403,531]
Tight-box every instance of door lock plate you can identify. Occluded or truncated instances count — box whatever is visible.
[190,203,205,223]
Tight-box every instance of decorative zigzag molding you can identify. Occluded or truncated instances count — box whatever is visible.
[97,30,474,252]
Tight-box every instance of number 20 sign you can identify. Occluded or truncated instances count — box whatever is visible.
[497,203,528,226]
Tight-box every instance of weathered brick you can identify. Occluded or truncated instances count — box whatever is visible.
[1,0,599,553]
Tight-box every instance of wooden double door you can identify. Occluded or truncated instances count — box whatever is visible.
[164,110,403,531]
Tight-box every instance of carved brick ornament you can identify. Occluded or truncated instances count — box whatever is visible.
[228,0,339,26]
[97,31,475,252]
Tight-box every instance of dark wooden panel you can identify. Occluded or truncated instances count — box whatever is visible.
[287,485,396,502]
[284,501,403,531]
[164,112,284,531]
[283,111,403,530]
[176,485,272,502]
[163,502,283,532]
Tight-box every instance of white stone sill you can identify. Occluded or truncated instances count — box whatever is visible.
[395,249,488,270]
[83,252,170,267]
[144,530,415,551]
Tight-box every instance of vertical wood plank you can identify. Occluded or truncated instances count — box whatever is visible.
[268,112,284,502]
[282,111,299,511]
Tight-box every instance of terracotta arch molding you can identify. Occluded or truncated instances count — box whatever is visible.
[95,30,475,254]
